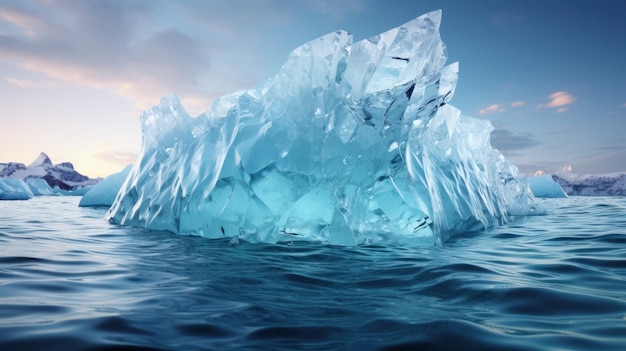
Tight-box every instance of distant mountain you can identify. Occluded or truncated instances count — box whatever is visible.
[0,152,99,190]
[549,166,626,196]
[0,162,26,177]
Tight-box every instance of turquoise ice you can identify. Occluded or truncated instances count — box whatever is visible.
[0,178,33,200]
[527,174,567,198]
[80,165,132,207]
[106,11,538,245]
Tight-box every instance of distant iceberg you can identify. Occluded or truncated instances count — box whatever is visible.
[106,10,538,245]
[80,165,132,207]
[0,178,33,200]
[26,178,56,196]
[526,174,567,198]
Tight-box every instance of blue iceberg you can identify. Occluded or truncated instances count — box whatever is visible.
[0,178,34,200]
[106,10,538,245]
[527,174,567,198]
[79,165,132,207]
[26,178,56,196]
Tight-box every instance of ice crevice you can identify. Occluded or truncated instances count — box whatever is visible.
[106,10,539,246]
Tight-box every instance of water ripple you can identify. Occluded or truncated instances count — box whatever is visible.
[0,196,625,350]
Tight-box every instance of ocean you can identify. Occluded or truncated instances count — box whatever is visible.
[1,196,625,350]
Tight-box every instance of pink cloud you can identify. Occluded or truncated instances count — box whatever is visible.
[511,101,524,107]
[479,104,505,115]
[546,91,575,108]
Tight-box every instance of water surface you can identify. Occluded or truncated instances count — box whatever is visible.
[1,196,625,350]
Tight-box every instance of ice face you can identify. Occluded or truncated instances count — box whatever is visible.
[527,175,567,198]
[79,165,132,207]
[106,10,538,245]
[26,178,55,196]
[0,178,33,200]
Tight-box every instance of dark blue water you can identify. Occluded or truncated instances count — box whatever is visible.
[1,196,625,350]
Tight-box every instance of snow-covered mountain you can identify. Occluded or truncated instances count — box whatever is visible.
[549,166,626,196]
[0,152,99,190]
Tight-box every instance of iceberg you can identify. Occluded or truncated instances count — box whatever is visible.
[526,174,567,198]
[53,185,93,196]
[106,10,538,245]
[79,165,132,207]
[26,178,56,196]
[0,177,34,200]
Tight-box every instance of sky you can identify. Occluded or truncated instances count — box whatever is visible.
[0,0,624,178]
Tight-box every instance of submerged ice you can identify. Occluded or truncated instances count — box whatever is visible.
[106,10,537,245]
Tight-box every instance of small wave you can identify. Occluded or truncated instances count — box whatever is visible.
[493,286,626,316]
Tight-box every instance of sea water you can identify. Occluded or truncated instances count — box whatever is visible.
[0,196,625,350]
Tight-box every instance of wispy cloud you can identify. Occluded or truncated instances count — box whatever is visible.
[478,100,526,115]
[479,104,505,115]
[538,91,575,111]
[2,1,365,115]
[0,1,216,113]
[0,4,43,37]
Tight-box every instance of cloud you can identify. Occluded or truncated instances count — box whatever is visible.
[0,4,44,37]
[479,104,505,115]
[478,101,525,115]
[2,1,356,115]
[545,91,575,108]
[0,1,215,112]
[490,127,537,154]
[556,107,568,113]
